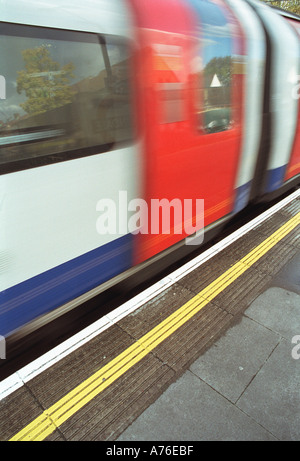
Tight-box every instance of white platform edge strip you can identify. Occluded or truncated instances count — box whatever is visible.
[1,188,300,401]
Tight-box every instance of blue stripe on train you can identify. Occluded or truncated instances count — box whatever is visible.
[234,165,288,210]
[0,234,133,337]
[264,165,287,193]
[233,181,252,214]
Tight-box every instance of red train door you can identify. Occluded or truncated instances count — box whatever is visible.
[284,17,300,182]
[129,0,245,264]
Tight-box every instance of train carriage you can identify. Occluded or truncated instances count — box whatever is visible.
[0,0,140,336]
[0,0,299,342]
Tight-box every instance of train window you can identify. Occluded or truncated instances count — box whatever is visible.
[0,23,133,173]
[191,0,233,134]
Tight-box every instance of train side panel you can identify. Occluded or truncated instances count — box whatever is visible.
[0,0,140,336]
[248,0,300,194]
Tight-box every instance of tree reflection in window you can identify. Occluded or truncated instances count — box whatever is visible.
[0,25,133,168]
[16,45,76,116]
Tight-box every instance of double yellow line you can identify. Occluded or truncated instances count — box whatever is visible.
[10,212,300,441]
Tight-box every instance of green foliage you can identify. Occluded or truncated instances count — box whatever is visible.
[203,56,232,87]
[260,0,300,15]
[16,45,75,115]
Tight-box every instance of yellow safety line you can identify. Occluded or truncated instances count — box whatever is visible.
[10,212,300,441]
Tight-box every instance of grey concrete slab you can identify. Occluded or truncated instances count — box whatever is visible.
[271,253,300,295]
[237,339,300,441]
[245,287,300,340]
[189,316,280,403]
[118,371,276,441]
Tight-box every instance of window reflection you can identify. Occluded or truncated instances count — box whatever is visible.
[191,0,233,134]
[0,25,133,166]
[202,55,232,133]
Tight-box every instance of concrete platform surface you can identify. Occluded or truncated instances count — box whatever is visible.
[118,263,300,441]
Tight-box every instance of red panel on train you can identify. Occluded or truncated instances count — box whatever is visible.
[284,17,300,181]
[129,0,246,263]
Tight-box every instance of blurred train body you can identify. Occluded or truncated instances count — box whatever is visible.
[0,0,299,341]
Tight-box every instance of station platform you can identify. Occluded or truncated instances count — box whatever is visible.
[0,192,299,443]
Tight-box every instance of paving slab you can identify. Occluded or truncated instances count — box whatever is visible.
[271,252,300,296]
[189,316,280,403]
[118,370,276,441]
[245,287,300,340]
[237,338,300,441]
